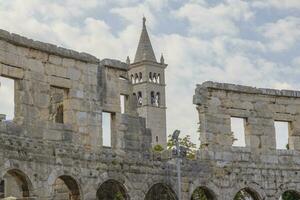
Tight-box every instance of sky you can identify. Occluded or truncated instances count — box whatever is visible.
[0,0,300,147]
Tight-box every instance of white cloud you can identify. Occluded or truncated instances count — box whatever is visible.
[174,0,254,36]
[259,17,300,52]
[252,0,300,10]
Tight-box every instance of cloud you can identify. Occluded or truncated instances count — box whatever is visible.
[173,0,254,36]
[252,0,300,10]
[259,17,300,52]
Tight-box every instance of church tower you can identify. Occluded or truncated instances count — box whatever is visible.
[128,17,167,147]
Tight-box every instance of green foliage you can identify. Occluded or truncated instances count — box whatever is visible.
[286,143,290,150]
[191,187,209,200]
[282,191,300,200]
[153,144,164,152]
[167,134,196,159]
[114,191,125,200]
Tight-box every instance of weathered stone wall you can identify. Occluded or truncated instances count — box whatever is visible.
[193,81,300,199]
[1,29,300,200]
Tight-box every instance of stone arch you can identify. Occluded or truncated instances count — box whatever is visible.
[52,175,81,200]
[47,169,83,200]
[0,168,34,199]
[229,181,266,200]
[96,179,129,200]
[233,187,262,200]
[279,190,300,199]
[274,182,300,199]
[191,186,216,200]
[145,183,177,200]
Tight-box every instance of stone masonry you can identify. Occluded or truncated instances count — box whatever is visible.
[0,18,300,200]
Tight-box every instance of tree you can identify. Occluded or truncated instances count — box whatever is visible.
[282,191,300,200]
[167,134,196,159]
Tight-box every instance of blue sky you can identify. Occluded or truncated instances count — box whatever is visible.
[0,0,300,146]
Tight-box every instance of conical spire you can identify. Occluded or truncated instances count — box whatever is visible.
[134,17,157,63]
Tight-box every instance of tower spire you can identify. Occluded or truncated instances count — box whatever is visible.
[134,17,157,63]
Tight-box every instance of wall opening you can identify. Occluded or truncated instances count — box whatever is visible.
[275,121,290,150]
[234,188,260,200]
[0,180,4,198]
[137,91,142,106]
[145,183,177,200]
[191,186,216,200]
[97,180,128,200]
[102,112,113,147]
[231,117,246,147]
[1,169,32,199]
[155,136,159,143]
[49,86,68,124]
[280,190,300,200]
[52,175,81,200]
[0,76,15,121]
[120,94,127,114]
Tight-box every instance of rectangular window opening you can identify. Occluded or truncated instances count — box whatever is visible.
[102,112,112,147]
[231,117,246,147]
[120,94,127,114]
[49,86,67,124]
[275,121,289,150]
[0,76,15,121]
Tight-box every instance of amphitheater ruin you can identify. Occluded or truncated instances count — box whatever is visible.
[0,18,300,200]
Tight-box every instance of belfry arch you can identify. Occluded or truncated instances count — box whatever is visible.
[145,183,177,200]
[97,179,129,200]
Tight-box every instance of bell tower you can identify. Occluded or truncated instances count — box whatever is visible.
[128,17,167,147]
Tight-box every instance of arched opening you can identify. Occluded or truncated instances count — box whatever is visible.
[97,179,129,200]
[191,186,216,200]
[234,188,261,200]
[134,74,139,83]
[131,74,134,83]
[52,175,81,200]
[157,74,160,84]
[149,72,152,82]
[137,91,142,106]
[1,169,32,199]
[155,92,160,106]
[139,72,143,82]
[153,73,157,83]
[145,183,177,200]
[150,91,155,105]
[280,190,300,200]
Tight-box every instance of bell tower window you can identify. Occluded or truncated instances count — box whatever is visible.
[137,92,142,106]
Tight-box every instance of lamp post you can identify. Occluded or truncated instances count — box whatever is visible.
[172,130,181,200]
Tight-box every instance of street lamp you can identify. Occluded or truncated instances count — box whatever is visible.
[172,129,181,200]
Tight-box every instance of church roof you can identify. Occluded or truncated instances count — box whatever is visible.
[134,17,157,63]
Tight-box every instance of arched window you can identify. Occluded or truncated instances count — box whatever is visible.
[137,92,142,106]
[234,188,261,200]
[155,92,160,106]
[131,74,134,83]
[156,136,159,143]
[135,74,139,83]
[139,72,143,82]
[149,72,152,82]
[157,74,160,84]
[153,73,157,83]
[145,183,177,200]
[150,91,155,105]
[97,180,129,200]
